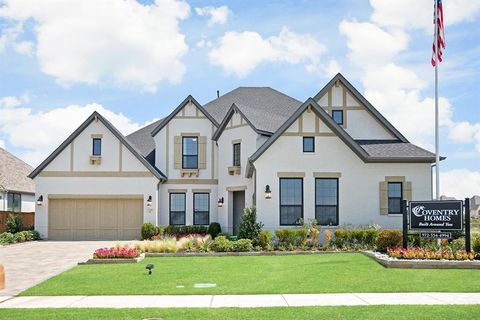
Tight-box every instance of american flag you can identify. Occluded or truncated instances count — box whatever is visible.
[431,0,445,66]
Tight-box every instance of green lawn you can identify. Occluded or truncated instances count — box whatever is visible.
[1,306,480,320]
[22,253,480,296]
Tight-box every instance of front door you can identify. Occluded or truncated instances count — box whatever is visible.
[232,191,245,235]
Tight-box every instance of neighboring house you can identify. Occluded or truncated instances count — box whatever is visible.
[29,74,437,240]
[0,147,35,213]
[470,196,480,218]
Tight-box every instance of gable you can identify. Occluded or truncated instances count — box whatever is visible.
[314,74,407,142]
[151,95,218,137]
[212,104,260,141]
[315,79,396,140]
[30,112,165,179]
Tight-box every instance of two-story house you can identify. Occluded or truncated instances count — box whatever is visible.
[29,74,436,240]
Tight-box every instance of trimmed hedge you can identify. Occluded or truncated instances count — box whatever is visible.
[376,229,403,253]
[275,229,308,248]
[207,222,222,239]
[333,229,379,249]
[164,225,208,237]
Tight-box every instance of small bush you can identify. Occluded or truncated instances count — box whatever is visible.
[275,229,308,248]
[164,225,208,238]
[16,230,40,241]
[238,206,263,244]
[0,232,16,244]
[14,232,26,243]
[473,235,480,254]
[376,229,403,252]
[208,222,222,239]
[134,237,177,253]
[233,239,253,252]
[256,230,272,249]
[212,235,232,252]
[6,213,23,234]
[141,223,156,240]
[333,229,379,249]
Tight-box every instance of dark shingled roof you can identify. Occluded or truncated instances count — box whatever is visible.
[0,147,35,194]
[356,140,436,160]
[126,119,163,166]
[204,87,302,134]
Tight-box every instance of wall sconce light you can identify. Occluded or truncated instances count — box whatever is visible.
[264,185,272,199]
[218,197,224,207]
[146,195,152,207]
[36,195,43,206]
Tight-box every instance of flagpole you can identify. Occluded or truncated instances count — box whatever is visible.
[434,0,440,200]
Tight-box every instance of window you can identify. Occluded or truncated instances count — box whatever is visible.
[332,110,344,125]
[388,182,403,214]
[92,138,102,156]
[233,143,241,166]
[7,193,21,212]
[182,137,198,169]
[315,178,339,225]
[279,178,303,225]
[194,193,210,225]
[169,193,186,225]
[303,137,315,153]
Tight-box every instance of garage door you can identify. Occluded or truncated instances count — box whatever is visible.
[48,197,143,240]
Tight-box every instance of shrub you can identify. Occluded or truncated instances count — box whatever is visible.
[473,235,480,255]
[376,229,402,252]
[134,237,177,253]
[256,230,272,249]
[212,235,232,252]
[14,232,26,243]
[164,225,208,238]
[324,229,332,246]
[333,229,380,250]
[195,235,213,252]
[233,239,253,252]
[16,230,40,241]
[208,222,222,239]
[141,223,156,240]
[238,206,263,244]
[0,232,16,244]
[6,213,23,234]
[275,229,308,248]
[94,247,138,259]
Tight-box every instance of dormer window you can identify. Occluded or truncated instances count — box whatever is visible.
[332,110,344,125]
[92,138,102,156]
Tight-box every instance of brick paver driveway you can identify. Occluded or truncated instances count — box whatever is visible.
[0,241,119,296]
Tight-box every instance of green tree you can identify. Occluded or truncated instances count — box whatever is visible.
[238,206,263,244]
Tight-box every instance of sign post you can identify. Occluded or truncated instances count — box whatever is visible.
[465,197,471,252]
[402,200,408,249]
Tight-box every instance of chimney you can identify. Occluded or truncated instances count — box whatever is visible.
[216,90,220,98]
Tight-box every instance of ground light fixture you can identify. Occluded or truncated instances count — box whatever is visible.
[218,197,224,207]
[146,264,154,275]
[265,185,272,199]
[146,195,152,207]
[36,195,43,206]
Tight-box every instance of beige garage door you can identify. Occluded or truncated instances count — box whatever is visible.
[48,197,143,240]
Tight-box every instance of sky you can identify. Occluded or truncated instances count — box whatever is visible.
[0,0,479,199]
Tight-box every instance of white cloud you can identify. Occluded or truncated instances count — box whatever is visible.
[196,39,212,49]
[195,5,231,27]
[370,0,480,31]
[209,27,326,78]
[448,121,480,152]
[0,0,191,92]
[441,169,480,199]
[0,97,146,166]
[0,23,22,53]
[0,140,5,149]
[14,40,34,56]
[0,96,22,108]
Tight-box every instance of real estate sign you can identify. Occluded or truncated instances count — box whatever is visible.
[409,200,463,230]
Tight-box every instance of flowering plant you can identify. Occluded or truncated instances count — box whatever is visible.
[387,247,475,261]
[93,247,138,259]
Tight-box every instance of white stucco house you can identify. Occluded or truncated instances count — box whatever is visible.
[29,74,437,240]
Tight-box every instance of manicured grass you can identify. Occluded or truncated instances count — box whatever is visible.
[1,306,480,320]
[22,253,480,296]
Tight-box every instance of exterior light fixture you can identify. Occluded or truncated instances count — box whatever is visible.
[265,185,272,199]
[146,263,154,275]
[218,197,224,207]
[36,195,43,206]
[146,195,152,207]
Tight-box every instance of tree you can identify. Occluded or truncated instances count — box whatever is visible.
[238,205,263,244]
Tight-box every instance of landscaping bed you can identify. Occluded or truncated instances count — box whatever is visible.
[364,251,480,269]
[80,247,145,264]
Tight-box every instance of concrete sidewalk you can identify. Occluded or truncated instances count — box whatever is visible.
[0,293,479,308]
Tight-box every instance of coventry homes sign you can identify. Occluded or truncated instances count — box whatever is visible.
[409,200,463,230]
